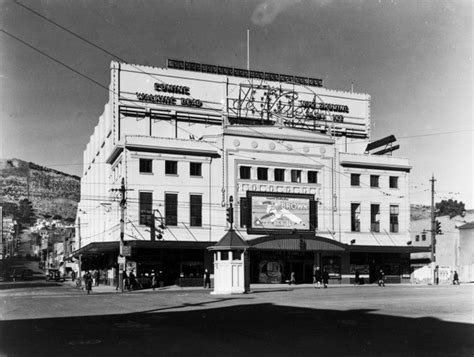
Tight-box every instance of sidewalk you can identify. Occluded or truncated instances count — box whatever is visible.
[62,280,441,294]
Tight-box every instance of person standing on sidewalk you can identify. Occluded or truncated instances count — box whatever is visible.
[84,271,93,294]
[204,269,211,288]
[322,269,329,288]
[151,272,157,291]
[94,270,100,287]
[378,269,385,287]
[314,267,322,289]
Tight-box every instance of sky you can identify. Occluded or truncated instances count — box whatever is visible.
[0,0,472,207]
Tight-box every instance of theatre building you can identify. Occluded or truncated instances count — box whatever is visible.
[73,60,426,286]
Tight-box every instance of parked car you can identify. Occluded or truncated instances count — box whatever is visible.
[45,269,64,281]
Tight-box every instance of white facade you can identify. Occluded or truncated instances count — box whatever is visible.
[76,61,412,273]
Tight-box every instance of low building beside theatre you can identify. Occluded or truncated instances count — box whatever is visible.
[72,60,426,286]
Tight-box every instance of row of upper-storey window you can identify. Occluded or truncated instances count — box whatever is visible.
[139,159,202,177]
[350,203,400,233]
[139,191,202,227]
[350,173,399,189]
[239,166,319,184]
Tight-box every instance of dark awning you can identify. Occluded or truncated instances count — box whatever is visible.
[247,235,346,252]
[70,240,214,257]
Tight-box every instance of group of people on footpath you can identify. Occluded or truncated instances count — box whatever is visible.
[287,266,330,288]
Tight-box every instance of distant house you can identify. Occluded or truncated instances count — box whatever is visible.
[410,211,474,282]
[457,222,474,282]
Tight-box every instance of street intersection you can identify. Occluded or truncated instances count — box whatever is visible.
[1,282,473,356]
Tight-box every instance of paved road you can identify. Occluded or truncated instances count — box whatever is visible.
[1,283,473,356]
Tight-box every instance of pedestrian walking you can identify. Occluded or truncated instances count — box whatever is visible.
[71,270,76,282]
[322,269,329,288]
[151,272,157,291]
[84,271,93,294]
[289,271,296,285]
[453,271,460,285]
[204,269,211,288]
[314,267,322,288]
[129,270,136,290]
[378,269,385,287]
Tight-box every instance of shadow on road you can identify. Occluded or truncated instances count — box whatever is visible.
[0,302,472,356]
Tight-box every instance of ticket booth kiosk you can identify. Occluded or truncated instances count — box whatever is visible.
[209,230,250,294]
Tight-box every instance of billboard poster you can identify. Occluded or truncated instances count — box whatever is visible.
[247,192,315,234]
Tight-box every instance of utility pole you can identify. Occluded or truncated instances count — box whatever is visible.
[430,175,437,284]
[111,178,129,292]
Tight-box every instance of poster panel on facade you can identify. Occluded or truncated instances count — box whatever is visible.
[246,191,316,234]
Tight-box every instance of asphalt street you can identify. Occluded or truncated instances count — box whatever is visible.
[0,283,473,356]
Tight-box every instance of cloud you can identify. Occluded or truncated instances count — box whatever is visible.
[251,0,299,26]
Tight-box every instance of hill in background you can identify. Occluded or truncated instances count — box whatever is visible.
[0,158,80,220]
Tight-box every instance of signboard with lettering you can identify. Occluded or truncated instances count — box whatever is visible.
[115,62,370,140]
[246,191,317,235]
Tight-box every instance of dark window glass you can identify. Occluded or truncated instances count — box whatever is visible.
[370,204,380,232]
[190,162,202,176]
[415,235,420,242]
[308,171,318,184]
[240,197,248,228]
[389,176,398,188]
[240,166,251,179]
[165,193,178,226]
[257,167,268,180]
[390,205,399,233]
[274,168,285,182]
[165,160,177,175]
[233,250,242,260]
[291,170,301,183]
[190,195,202,227]
[139,192,153,225]
[351,203,361,232]
[351,174,360,186]
[139,159,152,173]
[422,234,426,241]
[370,175,379,188]
[221,251,229,260]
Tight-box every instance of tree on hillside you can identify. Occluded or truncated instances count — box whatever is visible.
[15,199,37,231]
[435,199,465,218]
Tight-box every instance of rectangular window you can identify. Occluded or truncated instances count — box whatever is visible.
[370,204,380,232]
[351,174,360,186]
[390,205,399,233]
[165,193,178,226]
[240,197,248,228]
[389,176,399,188]
[190,162,202,176]
[415,235,420,242]
[274,168,285,182]
[291,170,302,183]
[370,175,379,188]
[165,160,178,175]
[351,203,361,232]
[139,159,152,173]
[257,167,268,180]
[240,166,251,179]
[422,233,426,241]
[139,192,153,225]
[308,171,318,184]
[190,194,202,227]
